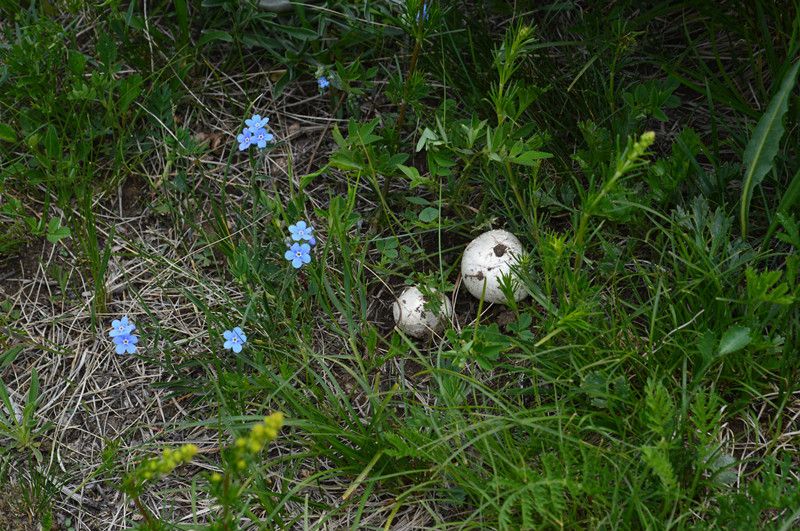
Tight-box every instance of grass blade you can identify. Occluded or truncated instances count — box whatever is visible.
[740,60,800,237]
[763,167,800,246]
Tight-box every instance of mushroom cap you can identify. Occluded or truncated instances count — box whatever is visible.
[460,229,528,304]
[392,286,452,338]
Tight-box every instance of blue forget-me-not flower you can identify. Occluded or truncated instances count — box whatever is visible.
[285,242,311,269]
[237,129,253,151]
[113,333,138,355]
[238,114,274,151]
[288,221,316,245]
[245,114,269,131]
[251,127,274,149]
[318,76,330,90]
[223,327,247,353]
[109,316,135,338]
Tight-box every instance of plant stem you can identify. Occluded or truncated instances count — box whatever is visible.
[132,495,156,528]
[380,35,423,205]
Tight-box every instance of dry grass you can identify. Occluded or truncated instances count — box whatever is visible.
[0,44,437,526]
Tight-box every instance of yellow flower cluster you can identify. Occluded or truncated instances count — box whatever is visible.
[140,444,198,481]
[123,443,198,495]
[232,412,284,470]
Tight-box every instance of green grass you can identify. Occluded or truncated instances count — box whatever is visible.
[1,0,799,529]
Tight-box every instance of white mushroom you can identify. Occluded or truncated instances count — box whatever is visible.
[460,229,528,304]
[392,286,452,338]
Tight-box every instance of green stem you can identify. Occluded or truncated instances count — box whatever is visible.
[132,494,156,528]
[381,35,423,205]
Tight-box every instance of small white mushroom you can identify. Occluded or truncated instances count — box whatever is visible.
[392,286,452,338]
[461,229,528,304]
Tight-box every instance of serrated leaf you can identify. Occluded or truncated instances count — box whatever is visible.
[740,61,800,237]
[718,325,751,356]
[118,74,143,113]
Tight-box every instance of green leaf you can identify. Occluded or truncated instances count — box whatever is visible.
[642,443,677,493]
[404,196,430,206]
[718,325,751,356]
[96,32,118,69]
[740,61,800,237]
[46,218,71,244]
[118,74,143,113]
[0,346,23,370]
[0,123,16,142]
[174,0,189,46]
[67,50,87,76]
[198,30,233,47]
[418,207,439,223]
[397,164,430,187]
[44,125,59,160]
[763,167,800,246]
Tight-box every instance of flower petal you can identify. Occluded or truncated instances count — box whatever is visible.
[292,257,303,268]
[232,343,242,353]
[284,250,295,261]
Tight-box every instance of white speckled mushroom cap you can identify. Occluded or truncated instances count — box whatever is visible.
[392,286,453,338]
[460,229,528,304]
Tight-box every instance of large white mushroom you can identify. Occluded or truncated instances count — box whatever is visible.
[392,286,452,338]
[460,229,528,304]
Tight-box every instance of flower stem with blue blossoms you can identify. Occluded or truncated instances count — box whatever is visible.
[417,1,430,23]
[284,220,316,269]
[237,114,274,152]
[109,316,139,355]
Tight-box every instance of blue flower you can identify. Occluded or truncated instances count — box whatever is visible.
[284,242,311,269]
[318,76,330,90]
[416,2,429,21]
[251,127,274,149]
[288,221,315,244]
[223,327,247,353]
[109,316,135,338]
[237,129,253,151]
[113,333,138,355]
[245,114,269,131]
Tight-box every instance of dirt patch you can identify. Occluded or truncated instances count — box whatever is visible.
[0,488,40,531]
